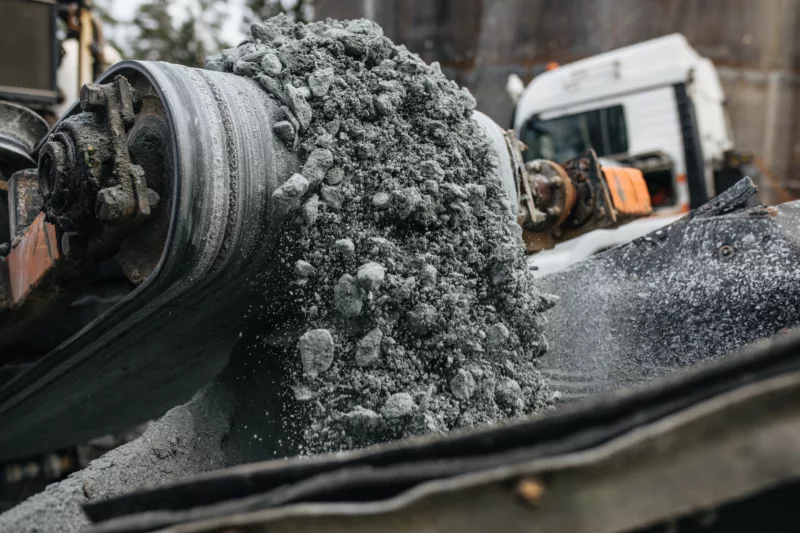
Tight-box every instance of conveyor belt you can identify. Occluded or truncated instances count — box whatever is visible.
[0,61,299,461]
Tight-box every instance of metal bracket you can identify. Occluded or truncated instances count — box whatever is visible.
[37,75,159,259]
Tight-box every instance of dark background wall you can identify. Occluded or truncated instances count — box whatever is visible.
[315,0,800,203]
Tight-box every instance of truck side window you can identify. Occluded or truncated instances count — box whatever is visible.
[520,105,628,162]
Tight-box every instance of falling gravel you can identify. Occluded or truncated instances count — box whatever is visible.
[207,15,556,453]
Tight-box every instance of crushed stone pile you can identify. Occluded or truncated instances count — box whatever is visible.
[207,16,557,453]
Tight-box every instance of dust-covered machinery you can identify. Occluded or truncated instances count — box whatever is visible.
[0,55,662,463]
[2,29,800,533]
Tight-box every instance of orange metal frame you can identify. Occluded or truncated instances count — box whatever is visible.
[5,212,61,307]
[602,167,653,218]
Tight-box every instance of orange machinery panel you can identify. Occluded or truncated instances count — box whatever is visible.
[6,212,61,307]
[602,166,653,218]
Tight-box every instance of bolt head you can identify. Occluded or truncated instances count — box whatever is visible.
[718,244,735,258]
[96,186,131,221]
[80,84,106,112]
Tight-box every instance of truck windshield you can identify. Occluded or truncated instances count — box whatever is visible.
[519,105,628,162]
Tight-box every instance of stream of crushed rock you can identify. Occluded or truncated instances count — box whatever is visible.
[206,15,557,454]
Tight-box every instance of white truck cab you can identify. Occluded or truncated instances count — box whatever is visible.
[512,34,738,275]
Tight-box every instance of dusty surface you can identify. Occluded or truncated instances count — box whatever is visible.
[206,15,556,453]
[0,383,234,533]
[537,200,800,401]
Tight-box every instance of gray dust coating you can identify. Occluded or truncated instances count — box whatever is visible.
[537,200,800,401]
[208,15,556,453]
[0,384,234,533]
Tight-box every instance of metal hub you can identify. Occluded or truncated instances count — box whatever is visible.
[37,75,163,263]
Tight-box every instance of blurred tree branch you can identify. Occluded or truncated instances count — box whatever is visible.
[96,0,231,67]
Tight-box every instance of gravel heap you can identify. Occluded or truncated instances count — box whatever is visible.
[207,16,556,453]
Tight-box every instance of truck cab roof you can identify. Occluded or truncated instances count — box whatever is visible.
[514,33,724,126]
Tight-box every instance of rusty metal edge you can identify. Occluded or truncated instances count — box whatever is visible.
[6,212,60,306]
[151,370,800,533]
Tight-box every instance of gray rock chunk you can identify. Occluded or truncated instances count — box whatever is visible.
[371,192,390,209]
[391,187,423,220]
[220,47,239,69]
[337,33,368,57]
[273,120,295,146]
[408,412,442,435]
[301,194,320,226]
[233,60,261,77]
[335,238,355,257]
[346,18,383,36]
[355,328,383,367]
[486,323,510,348]
[204,55,225,72]
[406,303,438,335]
[302,148,334,190]
[375,93,398,116]
[421,264,438,286]
[241,49,267,63]
[298,329,335,378]
[442,182,468,201]
[356,262,385,292]
[495,378,522,407]
[450,369,476,400]
[369,237,396,254]
[277,45,313,74]
[251,22,280,42]
[397,276,416,301]
[423,77,441,95]
[279,106,299,134]
[344,406,382,429]
[257,74,286,103]
[381,392,415,419]
[320,184,345,210]
[296,85,312,100]
[465,183,487,207]
[286,84,313,131]
[357,144,375,160]
[421,179,439,195]
[461,86,477,111]
[261,53,283,76]
[272,174,309,217]
[309,67,335,97]
[378,80,403,93]
[334,274,363,318]
[295,260,316,278]
[293,384,314,401]
[420,160,445,182]
[325,167,344,185]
